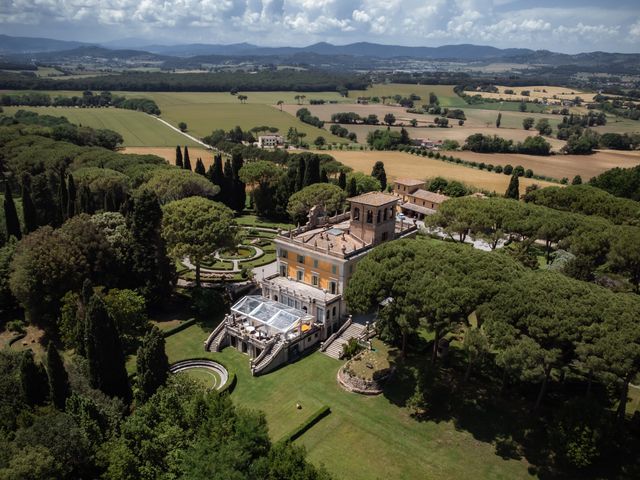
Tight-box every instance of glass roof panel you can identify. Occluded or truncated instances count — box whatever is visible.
[230,296,312,333]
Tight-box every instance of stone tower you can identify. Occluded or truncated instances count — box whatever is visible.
[348,192,398,246]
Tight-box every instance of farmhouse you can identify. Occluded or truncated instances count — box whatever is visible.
[205,192,417,375]
[257,134,284,148]
[393,178,449,219]
[411,138,443,150]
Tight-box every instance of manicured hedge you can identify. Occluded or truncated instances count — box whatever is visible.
[162,318,197,338]
[279,405,331,443]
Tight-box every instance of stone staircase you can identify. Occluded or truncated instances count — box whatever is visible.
[251,339,285,376]
[205,320,228,352]
[323,322,367,359]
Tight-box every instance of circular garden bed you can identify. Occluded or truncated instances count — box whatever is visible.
[169,359,229,391]
[338,349,394,395]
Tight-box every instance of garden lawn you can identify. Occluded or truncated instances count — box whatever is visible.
[2,106,198,147]
[163,324,533,480]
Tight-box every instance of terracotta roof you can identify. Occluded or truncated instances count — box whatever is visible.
[394,178,425,186]
[401,202,436,216]
[410,189,449,204]
[347,191,398,207]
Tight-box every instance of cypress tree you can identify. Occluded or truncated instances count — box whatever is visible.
[347,177,358,197]
[295,157,305,192]
[67,174,76,218]
[338,171,347,190]
[183,146,191,170]
[135,327,169,402]
[195,158,206,176]
[230,151,246,212]
[371,161,387,191]
[21,173,37,234]
[320,168,329,183]
[303,156,320,186]
[222,159,234,208]
[175,146,183,168]
[46,343,70,410]
[31,173,55,227]
[19,350,47,406]
[209,154,224,186]
[496,112,502,128]
[505,173,520,199]
[4,181,21,240]
[58,170,68,222]
[130,189,174,304]
[85,294,131,402]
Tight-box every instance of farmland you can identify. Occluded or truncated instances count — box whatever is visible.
[1,105,199,147]
[317,150,556,192]
[123,146,216,167]
[350,84,467,107]
[463,85,599,104]
[453,149,640,181]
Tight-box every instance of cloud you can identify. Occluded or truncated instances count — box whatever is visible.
[0,0,638,53]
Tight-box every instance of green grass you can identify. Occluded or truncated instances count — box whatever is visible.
[237,214,294,230]
[2,106,199,147]
[176,367,222,389]
[163,324,533,479]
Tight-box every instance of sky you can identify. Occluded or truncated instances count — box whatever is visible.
[1,0,639,53]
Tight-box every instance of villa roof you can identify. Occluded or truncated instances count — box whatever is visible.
[394,178,425,186]
[401,202,436,216]
[347,191,398,207]
[280,219,367,256]
[410,189,449,204]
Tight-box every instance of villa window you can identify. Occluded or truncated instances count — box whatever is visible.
[332,306,337,317]
[383,208,388,221]
[382,232,388,241]
[312,274,319,286]
[329,281,337,295]
[280,249,288,258]
[313,259,318,268]
[366,210,373,223]
[296,269,304,281]
[274,295,278,302]
[353,207,360,220]
[280,264,287,277]
[297,254,305,263]
[331,265,337,274]
[317,307,325,322]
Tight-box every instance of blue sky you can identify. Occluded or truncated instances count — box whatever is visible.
[1,0,639,53]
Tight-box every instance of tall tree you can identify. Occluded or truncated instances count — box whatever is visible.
[496,112,502,128]
[135,327,169,402]
[295,157,306,192]
[208,154,225,189]
[183,146,192,171]
[347,177,357,197]
[175,146,183,168]
[20,350,47,406]
[371,161,387,191]
[21,173,37,234]
[67,174,76,218]
[85,294,131,402]
[230,151,246,212]
[129,189,175,304]
[163,197,237,286]
[58,170,68,222]
[194,158,206,176]
[31,173,56,227]
[320,168,329,183]
[4,181,21,240]
[302,156,320,187]
[505,173,520,199]
[45,343,70,410]
[338,171,347,190]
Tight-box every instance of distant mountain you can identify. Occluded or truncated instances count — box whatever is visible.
[143,41,533,60]
[10,46,169,62]
[0,34,90,54]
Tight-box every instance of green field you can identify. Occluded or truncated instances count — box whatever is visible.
[163,324,532,480]
[350,84,468,108]
[2,106,199,147]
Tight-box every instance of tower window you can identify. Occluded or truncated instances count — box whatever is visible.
[377,210,381,223]
[353,207,360,220]
[366,210,373,223]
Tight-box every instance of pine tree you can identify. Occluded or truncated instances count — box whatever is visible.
[183,146,191,170]
[67,174,76,218]
[19,350,47,406]
[85,294,131,402]
[195,158,206,176]
[295,157,305,192]
[320,168,329,183]
[371,161,387,191]
[135,327,168,402]
[338,171,347,190]
[130,189,175,304]
[58,170,68,222]
[21,173,38,234]
[505,173,520,199]
[46,343,70,410]
[4,181,21,240]
[175,146,183,168]
[347,177,358,197]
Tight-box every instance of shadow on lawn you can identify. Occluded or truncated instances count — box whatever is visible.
[381,344,640,480]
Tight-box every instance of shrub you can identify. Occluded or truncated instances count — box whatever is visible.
[7,319,25,333]
[503,164,513,175]
[494,165,503,173]
[342,338,363,359]
[280,405,331,443]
